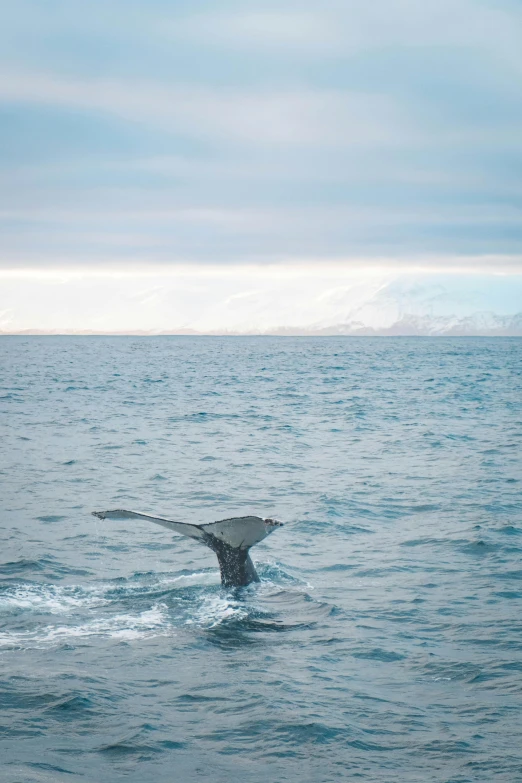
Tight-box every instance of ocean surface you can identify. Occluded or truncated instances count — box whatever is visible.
[1,336,521,783]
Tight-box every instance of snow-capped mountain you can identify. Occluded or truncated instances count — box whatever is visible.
[285,311,522,336]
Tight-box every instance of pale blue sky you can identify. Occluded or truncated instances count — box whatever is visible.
[0,1,521,330]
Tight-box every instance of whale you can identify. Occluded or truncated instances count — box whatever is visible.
[92,510,282,587]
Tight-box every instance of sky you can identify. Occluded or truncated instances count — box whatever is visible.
[1,0,521,333]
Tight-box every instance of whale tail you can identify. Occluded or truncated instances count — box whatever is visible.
[92,510,282,587]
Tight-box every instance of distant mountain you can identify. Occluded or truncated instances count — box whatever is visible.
[280,311,522,336]
[1,312,521,337]
[0,328,200,336]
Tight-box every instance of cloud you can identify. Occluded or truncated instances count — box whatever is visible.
[166,1,522,64]
[0,0,521,275]
[166,10,341,54]
[0,70,414,149]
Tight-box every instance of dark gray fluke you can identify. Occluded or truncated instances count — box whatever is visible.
[91,510,282,587]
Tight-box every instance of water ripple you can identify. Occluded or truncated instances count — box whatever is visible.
[1,336,521,782]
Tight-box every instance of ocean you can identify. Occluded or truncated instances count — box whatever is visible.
[1,336,521,782]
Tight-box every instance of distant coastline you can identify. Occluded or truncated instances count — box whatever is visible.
[2,311,522,338]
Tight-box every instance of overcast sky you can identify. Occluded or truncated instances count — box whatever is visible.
[1,0,521,331]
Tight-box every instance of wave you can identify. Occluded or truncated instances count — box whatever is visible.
[0,564,324,651]
[0,583,110,614]
[0,605,170,649]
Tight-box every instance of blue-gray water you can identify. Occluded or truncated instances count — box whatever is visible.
[1,336,521,783]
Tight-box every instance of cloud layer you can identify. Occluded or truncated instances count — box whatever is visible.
[1,0,522,274]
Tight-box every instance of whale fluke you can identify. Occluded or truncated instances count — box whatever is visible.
[92,510,282,587]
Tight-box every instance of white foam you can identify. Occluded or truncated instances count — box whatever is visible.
[0,571,250,650]
[0,604,170,650]
[159,571,219,587]
[0,584,109,614]
[0,571,213,617]
[186,595,249,628]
